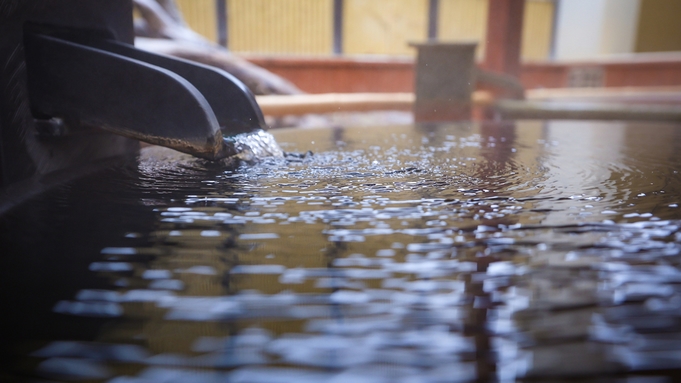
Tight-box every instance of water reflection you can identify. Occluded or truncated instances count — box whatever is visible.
[1,120,681,382]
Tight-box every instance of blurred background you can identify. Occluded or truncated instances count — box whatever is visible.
[162,0,681,93]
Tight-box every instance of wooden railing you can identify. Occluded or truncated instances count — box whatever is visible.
[174,0,555,60]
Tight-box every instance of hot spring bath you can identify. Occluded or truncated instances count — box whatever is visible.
[2,120,681,382]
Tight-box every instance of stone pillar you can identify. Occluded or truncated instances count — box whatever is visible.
[410,42,478,122]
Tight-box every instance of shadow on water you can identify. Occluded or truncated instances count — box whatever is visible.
[1,120,681,382]
[0,154,244,378]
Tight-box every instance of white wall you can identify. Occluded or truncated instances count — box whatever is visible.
[553,0,641,60]
[600,0,641,55]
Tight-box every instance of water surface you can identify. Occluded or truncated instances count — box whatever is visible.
[1,120,681,382]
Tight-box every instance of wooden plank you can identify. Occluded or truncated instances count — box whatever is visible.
[527,86,681,105]
[437,0,489,60]
[176,0,218,43]
[255,90,681,123]
[256,91,494,116]
[636,0,681,53]
[228,0,333,54]
[521,0,554,61]
[257,93,414,116]
[176,0,552,62]
[528,86,681,99]
[343,0,428,56]
[495,99,681,121]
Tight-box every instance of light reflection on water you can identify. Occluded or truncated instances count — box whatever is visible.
[1,120,681,382]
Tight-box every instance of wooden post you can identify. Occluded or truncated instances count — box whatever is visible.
[427,0,439,40]
[411,42,478,121]
[216,0,227,48]
[483,0,525,77]
[333,0,343,55]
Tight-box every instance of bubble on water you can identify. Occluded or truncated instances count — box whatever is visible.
[142,269,172,280]
[239,233,280,240]
[376,249,395,257]
[175,265,218,275]
[231,265,286,275]
[149,279,185,291]
[167,207,192,212]
[76,289,121,302]
[122,290,175,303]
[54,301,123,317]
[89,262,133,272]
[101,247,137,255]
[329,290,370,304]
[38,357,111,380]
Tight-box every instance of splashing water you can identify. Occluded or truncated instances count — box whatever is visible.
[223,129,284,162]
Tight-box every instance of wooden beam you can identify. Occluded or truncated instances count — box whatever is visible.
[257,93,413,116]
[494,99,681,121]
[526,86,681,103]
[255,92,494,116]
[482,0,525,77]
[255,91,681,123]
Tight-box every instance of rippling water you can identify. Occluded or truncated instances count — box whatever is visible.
[1,120,681,382]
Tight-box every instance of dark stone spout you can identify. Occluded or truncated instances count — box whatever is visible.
[24,31,227,160]
[0,0,266,211]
